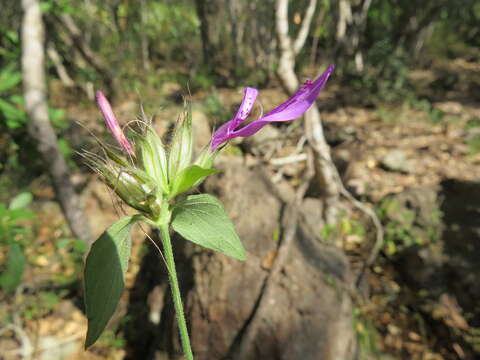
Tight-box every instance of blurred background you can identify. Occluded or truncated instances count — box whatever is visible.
[1,0,480,359]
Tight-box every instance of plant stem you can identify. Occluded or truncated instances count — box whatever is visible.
[159,223,194,360]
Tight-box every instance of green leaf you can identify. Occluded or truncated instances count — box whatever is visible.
[9,192,33,210]
[84,216,140,348]
[169,165,218,198]
[0,98,26,128]
[0,243,25,293]
[0,70,21,92]
[171,194,245,260]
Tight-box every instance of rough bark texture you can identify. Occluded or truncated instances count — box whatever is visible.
[21,0,92,245]
[125,161,356,360]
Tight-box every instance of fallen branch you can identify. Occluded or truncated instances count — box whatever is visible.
[269,153,307,166]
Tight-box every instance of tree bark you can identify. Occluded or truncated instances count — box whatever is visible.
[21,0,93,245]
[276,0,341,224]
[194,0,219,71]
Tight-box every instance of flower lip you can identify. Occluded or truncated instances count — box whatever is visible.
[211,87,258,150]
[96,91,134,155]
[210,65,335,150]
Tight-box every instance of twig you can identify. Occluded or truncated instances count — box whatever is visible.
[0,324,34,359]
[269,153,307,166]
[293,0,318,55]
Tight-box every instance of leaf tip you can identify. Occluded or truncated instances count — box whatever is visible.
[234,247,247,261]
[84,329,96,350]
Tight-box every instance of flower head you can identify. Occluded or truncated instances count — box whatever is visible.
[88,94,218,217]
[211,65,335,150]
[96,91,134,155]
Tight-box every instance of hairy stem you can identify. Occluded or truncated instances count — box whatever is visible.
[158,223,194,360]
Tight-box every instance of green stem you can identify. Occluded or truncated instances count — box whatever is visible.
[159,223,194,360]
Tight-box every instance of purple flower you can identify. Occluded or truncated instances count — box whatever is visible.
[96,91,134,155]
[211,65,335,150]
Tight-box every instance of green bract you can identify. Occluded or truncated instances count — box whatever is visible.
[137,129,169,194]
[168,105,193,180]
[85,102,217,218]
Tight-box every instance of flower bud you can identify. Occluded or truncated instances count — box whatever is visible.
[137,128,169,194]
[168,102,193,181]
[96,91,134,155]
[100,164,161,218]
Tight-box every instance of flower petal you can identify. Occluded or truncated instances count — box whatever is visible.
[210,65,334,149]
[211,87,258,150]
[260,64,334,122]
[96,91,134,155]
[231,65,334,138]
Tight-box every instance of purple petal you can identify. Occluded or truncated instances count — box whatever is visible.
[96,91,134,155]
[210,65,334,150]
[260,64,334,122]
[211,87,258,150]
[231,65,334,138]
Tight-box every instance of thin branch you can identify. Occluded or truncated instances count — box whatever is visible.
[276,0,299,92]
[269,153,307,166]
[293,0,318,55]
[0,324,33,359]
[46,41,75,87]
[276,0,293,54]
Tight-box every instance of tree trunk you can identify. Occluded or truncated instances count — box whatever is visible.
[21,0,93,245]
[195,0,214,69]
[276,0,341,224]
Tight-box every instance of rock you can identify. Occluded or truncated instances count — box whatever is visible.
[440,179,480,310]
[38,336,78,360]
[0,337,20,360]
[161,82,183,103]
[396,245,446,293]
[381,149,415,173]
[190,164,355,360]
[125,163,356,360]
[161,82,182,95]
[387,182,480,359]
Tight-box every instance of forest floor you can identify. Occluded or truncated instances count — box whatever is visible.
[1,58,479,359]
